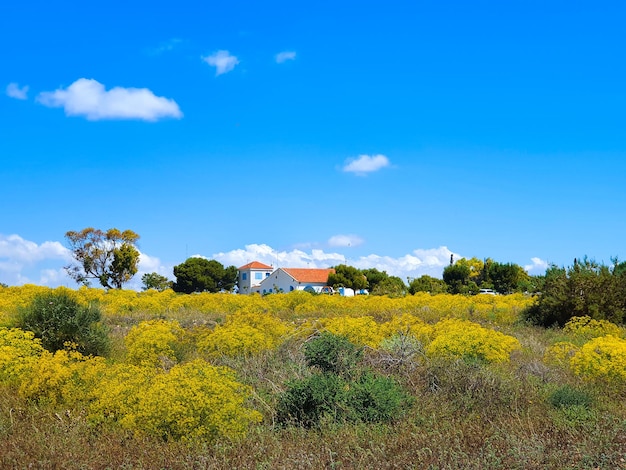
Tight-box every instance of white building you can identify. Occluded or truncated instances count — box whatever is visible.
[237,261,334,295]
[237,261,273,294]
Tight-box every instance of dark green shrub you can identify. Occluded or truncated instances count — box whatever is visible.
[524,259,626,327]
[276,371,412,427]
[16,290,110,356]
[303,332,363,376]
[549,385,592,409]
[276,372,348,427]
[345,372,414,423]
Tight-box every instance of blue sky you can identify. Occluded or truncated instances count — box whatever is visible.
[2,0,625,288]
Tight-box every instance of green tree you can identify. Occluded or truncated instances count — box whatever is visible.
[327,264,368,291]
[361,268,389,293]
[443,262,475,294]
[524,257,626,327]
[141,272,172,291]
[65,228,140,289]
[408,275,447,295]
[15,290,110,356]
[172,258,238,294]
[487,261,530,294]
[371,276,407,297]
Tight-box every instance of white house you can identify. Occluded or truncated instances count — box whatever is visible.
[237,262,335,295]
[237,261,273,294]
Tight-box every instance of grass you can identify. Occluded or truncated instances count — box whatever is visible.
[1,292,626,469]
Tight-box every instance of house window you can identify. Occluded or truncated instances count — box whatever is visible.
[255,272,263,280]
[242,273,247,281]
[290,286,294,291]
[266,272,270,277]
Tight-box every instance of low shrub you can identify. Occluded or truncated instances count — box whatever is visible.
[303,332,363,376]
[548,384,592,409]
[276,372,348,427]
[15,290,109,356]
[125,319,186,368]
[89,360,261,442]
[0,327,45,386]
[345,371,413,423]
[563,315,622,341]
[570,335,626,387]
[197,311,292,358]
[426,319,520,363]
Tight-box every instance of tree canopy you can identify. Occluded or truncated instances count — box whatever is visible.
[327,264,368,291]
[65,228,140,289]
[141,272,172,292]
[172,258,238,294]
[408,275,447,295]
[524,257,626,326]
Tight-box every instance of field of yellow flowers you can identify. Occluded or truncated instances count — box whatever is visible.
[1,286,625,469]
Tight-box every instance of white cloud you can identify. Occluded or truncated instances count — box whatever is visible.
[0,234,73,287]
[275,51,296,63]
[6,82,29,100]
[524,257,548,274]
[328,234,364,248]
[0,234,71,264]
[212,243,459,280]
[37,78,183,121]
[351,247,458,279]
[0,235,460,290]
[202,50,239,76]
[343,154,391,175]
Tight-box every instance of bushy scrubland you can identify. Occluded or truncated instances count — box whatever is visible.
[1,286,625,469]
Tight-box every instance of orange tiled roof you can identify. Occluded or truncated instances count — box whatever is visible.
[238,261,273,270]
[283,268,335,284]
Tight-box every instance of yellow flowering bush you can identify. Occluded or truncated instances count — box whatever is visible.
[87,363,155,430]
[543,341,579,367]
[125,319,186,367]
[89,360,261,441]
[1,286,534,325]
[426,319,521,363]
[563,316,623,340]
[380,313,434,344]
[19,348,107,406]
[318,316,384,348]
[570,335,626,386]
[197,311,293,357]
[0,327,45,386]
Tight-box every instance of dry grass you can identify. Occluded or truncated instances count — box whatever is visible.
[1,302,626,469]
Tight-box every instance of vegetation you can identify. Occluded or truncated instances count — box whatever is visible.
[172,257,238,293]
[524,257,626,326]
[1,286,625,468]
[141,272,172,291]
[65,227,141,289]
[14,289,110,356]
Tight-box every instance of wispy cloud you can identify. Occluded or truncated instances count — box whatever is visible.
[524,257,549,274]
[149,38,183,55]
[275,51,296,63]
[6,82,29,100]
[328,234,364,248]
[202,50,239,76]
[37,78,183,121]
[343,154,391,175]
